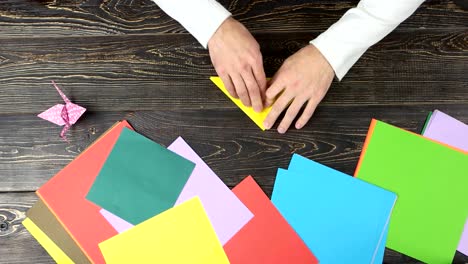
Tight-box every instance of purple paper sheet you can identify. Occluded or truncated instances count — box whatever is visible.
[422,110,468,255]
[100,137,253,245]
[424,110,468,152]
[100,208,133,233]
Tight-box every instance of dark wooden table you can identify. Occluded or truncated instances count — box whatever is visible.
[0,0,467,263]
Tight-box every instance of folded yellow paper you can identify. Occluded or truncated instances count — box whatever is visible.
[99,197,230,264]
[23,218,74,264]
[210,76,271,130]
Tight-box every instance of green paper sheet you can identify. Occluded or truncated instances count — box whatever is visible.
[355,119,468,264]
[86,128,195,225]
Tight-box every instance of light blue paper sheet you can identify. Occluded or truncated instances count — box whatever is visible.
[271,154,397,264]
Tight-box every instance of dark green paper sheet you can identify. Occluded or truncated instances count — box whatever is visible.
[86,128,195,225]
[421,111,433,134]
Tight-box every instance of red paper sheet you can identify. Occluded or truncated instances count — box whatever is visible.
[224,176,318,264]
[37,121,132,264]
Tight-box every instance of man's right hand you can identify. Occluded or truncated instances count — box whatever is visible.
[208,17,267,113]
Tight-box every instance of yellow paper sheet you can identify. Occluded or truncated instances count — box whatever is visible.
[210,76,272,130]
[22,218,74,264]
[99,197,230,264]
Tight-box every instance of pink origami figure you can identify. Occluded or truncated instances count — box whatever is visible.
[38,81,86,140]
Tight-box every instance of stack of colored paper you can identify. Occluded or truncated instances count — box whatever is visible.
[22,109,468,264]
[266,111,467,263]
[23,120,319,263]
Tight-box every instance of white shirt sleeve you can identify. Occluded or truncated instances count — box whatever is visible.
[310,0,425,80]
[152,0,231,49]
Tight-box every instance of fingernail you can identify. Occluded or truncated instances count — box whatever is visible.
[278,127,285,134]
[254,107,262,113]
[296,123,302,129]
[263,122,270,129]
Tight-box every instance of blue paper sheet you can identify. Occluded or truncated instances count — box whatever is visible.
[271,154,396,264]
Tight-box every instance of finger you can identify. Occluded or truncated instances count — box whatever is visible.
[242,70,263,112]
[251,55,267,98]
[231,74,251,107]
[220,74,237,98]
[295,99,319,129]
[263,91,292,130]
[265,76,285,107]
[278,98,307,134]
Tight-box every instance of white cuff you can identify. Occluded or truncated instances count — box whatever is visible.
[309,6,389,81]
[196,1,231,48]
[153,0,231,48]
[310,0,424,81]
[310,35,360,81]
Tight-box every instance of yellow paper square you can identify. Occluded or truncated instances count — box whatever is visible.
[23,218,74,264]
[210,76,271,130]
[99,197,230,264]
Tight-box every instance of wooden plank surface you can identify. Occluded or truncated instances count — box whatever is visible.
[0,193,55,264]
[0,0,466,37]
[0,0,467,263]
[1,104,467,192]
[0,31,466,114]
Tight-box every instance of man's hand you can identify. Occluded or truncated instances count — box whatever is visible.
[263,44,335,133]
[208,17,267,113]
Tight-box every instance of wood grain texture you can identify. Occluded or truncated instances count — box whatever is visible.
[0,30,466,114]
[0,0,466,38]
[1,104,467,192]
[0,112,131,191]
[0,192,54,264]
